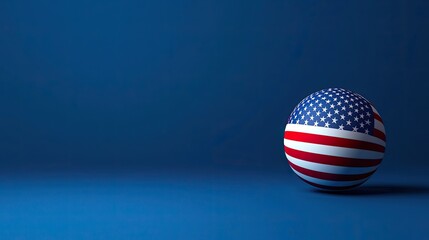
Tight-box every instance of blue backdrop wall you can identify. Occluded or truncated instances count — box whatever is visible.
[1,0,428,172]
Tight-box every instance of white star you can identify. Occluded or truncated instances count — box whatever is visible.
[330,104,335,109]
[310,115,314,121]
[339,124,344,130]
[324,122,330,128]
[360,122,364,128]
[349,104,354,109]
[344,99,349,103]
[316,111,321,116]
[354,108,359,113]
[322,107,327,112]
[346,120,351,125]
[334,109,339,114]
[341,106,346,111]
[348,111,352,116]
[360,114,364,119]
[314,121,319,126]
[301,115,305,119]
[320,117,326,122]
[337,101,342,106]
[304,120,309,125]
[365,129,369,134]
[366,112,371,117]
[332,118,338,124]
[365,119,371,125]
[340,114,345,120]
[352,126,358,132]
[354,116,359,122]
[327,112,332,118]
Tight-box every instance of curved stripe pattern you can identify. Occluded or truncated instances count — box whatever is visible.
[284,89,386,190]
[291,168,370,187]
[285,124,386,147]
[284,131,385,152]
[284,146,382,167]
[284,124,385,190]
[289,160,376,181]
[284,139,384,159]
[286,154,379,175]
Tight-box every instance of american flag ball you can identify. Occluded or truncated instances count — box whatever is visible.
[284,88,386,190]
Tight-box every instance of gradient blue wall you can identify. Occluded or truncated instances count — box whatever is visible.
[1,0,428,172]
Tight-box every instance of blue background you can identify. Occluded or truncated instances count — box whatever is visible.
[0,0,428,239]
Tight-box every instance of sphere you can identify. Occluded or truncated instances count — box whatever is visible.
[284,88,386,190]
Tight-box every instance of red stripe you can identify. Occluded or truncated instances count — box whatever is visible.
[374,112,383,123]
[284,131,385,152]
[373,129,386,141]
[284,146,382,167]
[288,160,375,181]
[298,177,366,190]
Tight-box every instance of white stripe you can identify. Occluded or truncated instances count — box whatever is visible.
[374,119,385,133]
[285,124,386,147]
[291,168,369,187]
[284,139,384,160]
[286,153,378,175]
[371,105,379,115]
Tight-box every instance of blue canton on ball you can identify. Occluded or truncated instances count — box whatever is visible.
[288,88,375,135]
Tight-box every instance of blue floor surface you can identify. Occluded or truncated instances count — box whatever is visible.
[0,168,428,239]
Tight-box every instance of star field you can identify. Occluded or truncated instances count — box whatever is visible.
[288,88,375,135]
